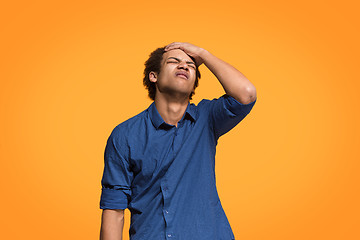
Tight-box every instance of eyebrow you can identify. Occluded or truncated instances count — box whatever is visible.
[166,57,196,66]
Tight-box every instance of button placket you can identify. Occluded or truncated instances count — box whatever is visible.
[161,177,172,232]
[161,128,181,240]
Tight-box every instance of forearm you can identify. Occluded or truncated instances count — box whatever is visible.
[100,209,124,240]
[200,49,257,104]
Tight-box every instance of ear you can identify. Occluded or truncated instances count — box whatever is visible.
[149,71,158,83]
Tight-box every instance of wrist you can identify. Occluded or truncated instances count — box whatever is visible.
[198,48,209,59]
[198,48,212,65]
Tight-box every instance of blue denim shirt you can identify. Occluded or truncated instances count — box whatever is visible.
[100,94,256,240]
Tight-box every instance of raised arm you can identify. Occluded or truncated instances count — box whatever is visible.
[100,209,124,240]
[164,42,257,104]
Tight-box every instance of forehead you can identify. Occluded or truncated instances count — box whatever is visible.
[162,49,194,63]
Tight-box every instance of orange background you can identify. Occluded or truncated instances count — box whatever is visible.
[1,1,359,239]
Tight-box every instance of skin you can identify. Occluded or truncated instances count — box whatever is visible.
[100,209,124,240]
[149,48,198,126]
[152,42,257,127]
[99,42,257,239]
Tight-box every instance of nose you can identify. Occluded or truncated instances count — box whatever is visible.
[177,60,189,70]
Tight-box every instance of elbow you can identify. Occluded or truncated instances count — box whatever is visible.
[234,86,257,104]
[247,86,257,103]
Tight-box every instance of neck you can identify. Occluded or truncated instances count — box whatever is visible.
[154,93,189,127]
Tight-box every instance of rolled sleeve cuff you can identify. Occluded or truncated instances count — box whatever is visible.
[100,188,129,209]
[224,95,257,116]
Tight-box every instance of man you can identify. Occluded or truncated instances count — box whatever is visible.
[99,42,257,240]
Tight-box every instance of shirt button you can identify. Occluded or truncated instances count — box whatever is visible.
[167,234,172,237]
[165,210,169,214]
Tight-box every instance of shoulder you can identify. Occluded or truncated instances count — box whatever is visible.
[194,95,257,125]
[195,96,224,111]
[198,94,256,110]
[187,98,220,121]
[109,108,148,141]
[197,94,228,106]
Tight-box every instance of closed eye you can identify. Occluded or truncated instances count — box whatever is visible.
[167,61,196,69]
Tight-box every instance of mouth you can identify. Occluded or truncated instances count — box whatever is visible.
[175,71,189,80]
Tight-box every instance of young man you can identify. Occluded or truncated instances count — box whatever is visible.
[99,42,257,240]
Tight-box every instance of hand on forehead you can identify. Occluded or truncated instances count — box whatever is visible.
[164,42,204,67]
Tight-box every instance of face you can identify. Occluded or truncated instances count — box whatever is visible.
[149,49,197,99]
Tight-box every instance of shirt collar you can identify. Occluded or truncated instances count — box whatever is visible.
[149,101,197,129]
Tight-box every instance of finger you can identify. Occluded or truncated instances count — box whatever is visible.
[165,45,178,51]
[165,42,176,49]
[165,42,182,51]
[167,42,181,47]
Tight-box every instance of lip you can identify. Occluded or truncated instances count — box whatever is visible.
[175,71,189,80]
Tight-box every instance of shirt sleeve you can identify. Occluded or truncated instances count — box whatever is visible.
[209,94,257,139]
[99,127,133,209]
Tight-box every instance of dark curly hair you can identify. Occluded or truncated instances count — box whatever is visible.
[143,46,201,101]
